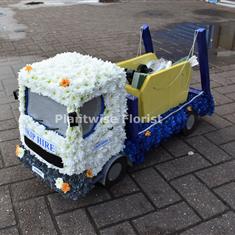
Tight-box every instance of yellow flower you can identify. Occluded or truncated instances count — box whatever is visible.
[61,182,71,194]
[187,106,193,112]
[59,78,70,87]
[16,145,24,158]
[145,130,151,137]
[16,145,21,157]
[86,168,93,178]
[24,64,33,72]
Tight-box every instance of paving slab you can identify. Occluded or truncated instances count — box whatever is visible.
[0,164,33,186]
[204,114,232,129]
[0,128,19,142]
[221,141,235,157]
[0,104,14,121]
[156,153,211,180]
[0,186,16,229]
[0,154,3,169]
[2,79,18,96]
[172,175,226,219]
[0,65,15,80]
[0,139,21,167]
[11,178,53,202]
[215,84,235,95]
[48,186,111,215]
[132,202,200,234]
[88,193,154,228]
[16,197,57,235]
[226,92,235,101]
[0,119,17,132]
[100,222,136,235]
[109,174,139,198]
[213,90,233,105]
[0,82,3,91]
[214,182,235,210]
[0,91,15,105]
[196,160,235,188]
[162,137,193,158]
[224,113,235,124]
[205,126,235,145]
[184,120,216,137]
[215,103,235,116]
[186,135,231,164]
[0,227,19,235]
[56,209,96,235]
[132,167,181,208]
[181,212,235,235]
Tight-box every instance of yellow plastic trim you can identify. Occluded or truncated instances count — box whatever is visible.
[139,61,192,120]
[117,53,157,70]
[125,84,140,97]
[118,54,192,122]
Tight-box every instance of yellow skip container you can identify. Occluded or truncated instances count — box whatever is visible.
[117,53,192,121]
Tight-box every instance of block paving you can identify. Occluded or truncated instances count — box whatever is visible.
[0,0,234,234]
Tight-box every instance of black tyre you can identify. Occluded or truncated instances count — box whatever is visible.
[182,111,198,136]
[104,157,127,188]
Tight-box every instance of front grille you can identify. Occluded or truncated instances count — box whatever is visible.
[24,136,63,168]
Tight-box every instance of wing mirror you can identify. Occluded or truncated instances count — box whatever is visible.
[13,89,19,100]
[68,112,79,127]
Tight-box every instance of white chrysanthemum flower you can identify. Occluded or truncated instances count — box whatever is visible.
[18,148,24,158]
[55,178,64,189]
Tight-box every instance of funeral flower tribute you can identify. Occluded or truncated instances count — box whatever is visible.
[15,29,214,199]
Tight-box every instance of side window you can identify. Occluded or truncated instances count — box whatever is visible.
[80,96,104,138]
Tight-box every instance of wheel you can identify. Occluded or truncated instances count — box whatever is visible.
[182,111,198,136]
[104,157,127,188]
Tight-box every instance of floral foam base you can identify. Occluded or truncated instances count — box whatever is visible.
[19,147,103,200]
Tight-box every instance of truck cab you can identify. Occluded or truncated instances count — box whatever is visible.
[16,53,127,198]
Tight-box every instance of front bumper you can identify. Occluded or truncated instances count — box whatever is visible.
[19,147,101,200]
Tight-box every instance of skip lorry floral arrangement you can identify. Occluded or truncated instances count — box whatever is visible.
[14,25,214,200]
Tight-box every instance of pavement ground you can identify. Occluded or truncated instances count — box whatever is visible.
[0,0,235,234]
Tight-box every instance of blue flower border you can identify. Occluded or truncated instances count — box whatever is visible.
[124,90,214,164]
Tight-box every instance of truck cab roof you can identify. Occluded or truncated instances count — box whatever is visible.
[18,52,125,108]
